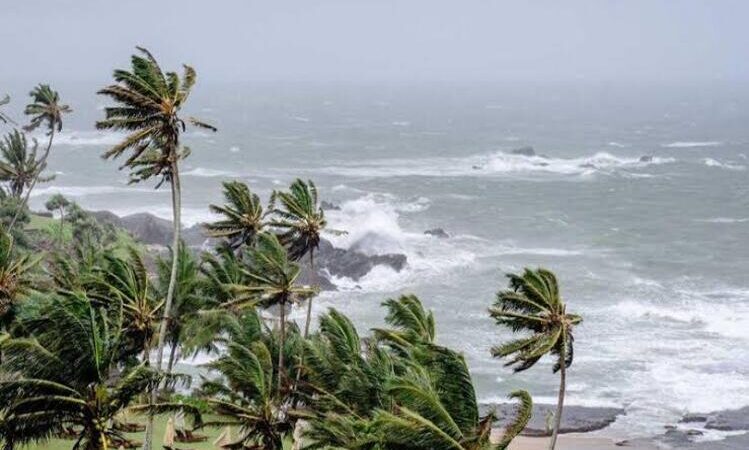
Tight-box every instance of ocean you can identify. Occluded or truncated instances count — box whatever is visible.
[16,80,749,439]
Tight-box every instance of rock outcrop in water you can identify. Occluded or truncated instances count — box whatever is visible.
[424,228,450,238]
[90,211,408,290]
[510,146,537,157]
[482,403,624,436]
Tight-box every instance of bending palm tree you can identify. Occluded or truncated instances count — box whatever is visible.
[96,47,215,450]
[0,226,38,332]
[0,293,166,450]
[230,232,315,391]
[489,268,582,450]
[8,84,70,231]
[270,179,331,338]
[0,94,14,125]
[205,181,266,250]
[0,130,51,198]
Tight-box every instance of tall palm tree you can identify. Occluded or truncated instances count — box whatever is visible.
[0,226,38,331]
[90,247,164,363]
[8,84,71,231]
[0,293,165,450]
[270,179,331,338]
[205,181,266,250]
[489,268,582,450]
[96,47,215,450]
[231,232,315,391]
[0,130,51,198]
[155,242,204,374]
[200,309,301,449]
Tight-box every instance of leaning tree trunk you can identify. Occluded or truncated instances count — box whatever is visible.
[549,335,567,450]
[167,342,179,375]
[278,300,286,393]
[8,129,54,231]
[144,159,182,450]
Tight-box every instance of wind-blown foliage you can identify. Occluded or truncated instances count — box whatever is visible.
[0,293,161,450]
[0,227,38,330]
[8,84,69,231]
[0,130,51,198]
[300,295,532,450]
[490,268,581,450]
[200,309,302,449]
[96,47,215,450]
[206,181,266,249]
[0,95,12,125]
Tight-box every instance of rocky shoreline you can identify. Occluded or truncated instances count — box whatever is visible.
[89,209,409,290]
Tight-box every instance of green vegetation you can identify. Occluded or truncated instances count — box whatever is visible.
[0,49,585,450]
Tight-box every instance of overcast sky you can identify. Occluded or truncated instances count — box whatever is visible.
[1,0,748,84]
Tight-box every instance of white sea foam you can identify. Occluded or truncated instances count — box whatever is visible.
[661,141,723,148]
[703,158,746,171]
[309,151,675,179]
[697,217,749,224]
[30,185,161,198]
[52,130,126,147]
[182,167,239,177]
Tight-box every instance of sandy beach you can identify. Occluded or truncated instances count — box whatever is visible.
[505,435,656,450]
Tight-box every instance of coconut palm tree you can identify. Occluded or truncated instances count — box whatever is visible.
[0,293,169,450]
[8,84,71,231]
[0,130,51,199]
[0,94,13,125]
[489,268,582,450]
[90,247,164,363]
[270,179,334,338]
[205,181,266,250]
[44,193,71,243]
[230,232,315,391]
[154,242,205,375]
[96,47,215,450]
[0,226,38,331]
[199,309,302,449]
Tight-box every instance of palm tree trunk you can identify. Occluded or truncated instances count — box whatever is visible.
[8,129,54,231]
[145,160,182,450]
[278,301,286,392]
[548,338,567,450]
[167,342,178,375]
[303,249,315,338]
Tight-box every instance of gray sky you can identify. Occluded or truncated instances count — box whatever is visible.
[1,0,748,84]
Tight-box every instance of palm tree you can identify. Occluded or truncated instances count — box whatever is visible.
[155,242,204,375]
[231,232,315,391]
[0,293,167,450]
[44,193,71,243]
[0,226,38,331]
[96,47,215,450]
[205,181,266,250]
[8,84,70,231]
[270,179,332,338]
[200,309,301,449]
[90,247,164,363]
[0,94,14,125]
[0,130,51,198]
[489,268,582,450]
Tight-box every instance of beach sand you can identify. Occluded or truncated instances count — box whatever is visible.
[499,435,658,450]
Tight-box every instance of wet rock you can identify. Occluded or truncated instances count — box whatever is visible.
[483,403,624,436]
[704,406,749,431]
[681,414,709,423]
[320,201,340,211]
[424,228,450,238]
[314,239,407,284]
[639,155,654,163]
[472,164,483,170]
[510,146,536,157]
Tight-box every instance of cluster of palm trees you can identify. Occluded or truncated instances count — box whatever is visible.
[0,48,583,450]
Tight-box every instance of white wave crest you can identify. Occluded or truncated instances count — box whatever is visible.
[182,167,238,177]
[703,158,745,171]
[52,131,126,147]
[30,185,161,198]
[661,141,723,148]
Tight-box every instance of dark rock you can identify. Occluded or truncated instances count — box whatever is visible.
[320,201,340,211]
[687,429,704,436]
[424,228,450,238]
[472,165,483,170]
[704,406,749,431]
[579,163,597,169]
[483,403,624,436]
[639,155,654,163]
[681,414,709,424]
[314,239,407,284]
[119,213,174,246]
[510,146,536,157]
